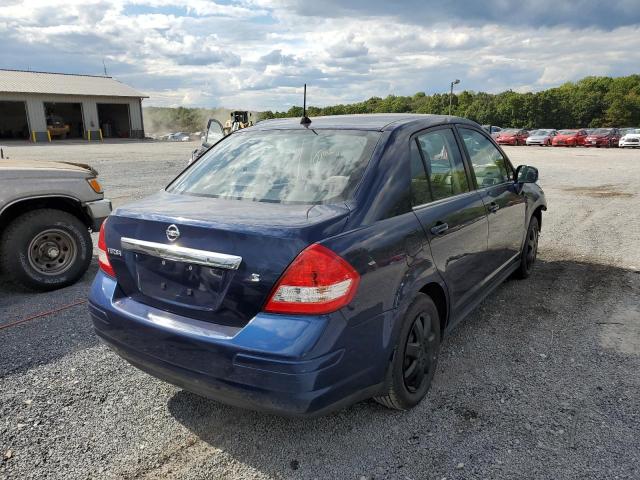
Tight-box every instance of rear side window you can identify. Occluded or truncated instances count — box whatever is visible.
[415,128,469,202]
[168,129,380,204]
[459,128,511,186]
[410,140,432,206]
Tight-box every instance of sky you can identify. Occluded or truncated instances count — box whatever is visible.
[1,0,639,110]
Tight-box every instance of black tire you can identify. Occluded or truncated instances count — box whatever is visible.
[0,209,92,291]
[375,294,441,410]
[514,216,539,279]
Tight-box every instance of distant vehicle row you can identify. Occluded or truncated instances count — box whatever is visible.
[482,126,640,148]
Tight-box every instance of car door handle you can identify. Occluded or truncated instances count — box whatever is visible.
[488,202,500,213]
[430,222,449,235]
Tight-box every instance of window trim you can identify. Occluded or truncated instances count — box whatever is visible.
[454,125,517,189]
[409,124,475,207]
[412,189,482,211]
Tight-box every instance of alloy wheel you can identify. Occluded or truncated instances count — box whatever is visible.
[525,224,539,271]
[403,312,437,393]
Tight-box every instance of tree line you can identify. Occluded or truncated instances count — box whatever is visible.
[261,75,640,129]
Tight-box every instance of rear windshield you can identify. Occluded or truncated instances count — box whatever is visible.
[558,130,577,135]
[168,129,380,204]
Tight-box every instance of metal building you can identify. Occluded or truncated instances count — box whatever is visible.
[0,69,147,142]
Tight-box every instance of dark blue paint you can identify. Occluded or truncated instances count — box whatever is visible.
[89,114,547,416]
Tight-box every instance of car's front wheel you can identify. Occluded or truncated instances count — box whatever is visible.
[0,209,92,291]
[514,216,539,279]
[375,294,441,410]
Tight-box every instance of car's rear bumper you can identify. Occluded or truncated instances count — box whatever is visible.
[88,271,392,416]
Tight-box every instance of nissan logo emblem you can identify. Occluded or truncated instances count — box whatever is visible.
[166,224,180,242]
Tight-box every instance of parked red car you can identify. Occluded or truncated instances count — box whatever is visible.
[584,128,621,148]
[552,129,588,147]
[496,129,529,146]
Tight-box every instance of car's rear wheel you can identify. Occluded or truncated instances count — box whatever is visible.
[375,294,440,410]
[0,209,92,291]
[514,216,539,279]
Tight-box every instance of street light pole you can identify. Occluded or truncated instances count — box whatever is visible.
[449,79,460,116]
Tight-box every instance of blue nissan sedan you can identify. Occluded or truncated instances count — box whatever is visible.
[89,114,546,416]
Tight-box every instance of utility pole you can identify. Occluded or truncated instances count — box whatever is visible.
[449,79,460,116]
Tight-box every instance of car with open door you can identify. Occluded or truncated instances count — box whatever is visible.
[89,114,546,416]
[189,118,225,165]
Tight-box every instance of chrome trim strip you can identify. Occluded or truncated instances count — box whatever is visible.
[120,237,242,270]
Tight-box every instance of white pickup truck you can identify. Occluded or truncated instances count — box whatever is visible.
[0,151,111,291]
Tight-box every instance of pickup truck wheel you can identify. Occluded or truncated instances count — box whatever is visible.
[0,209,92,291]
[514,216,539,279]
[375,294,440,410]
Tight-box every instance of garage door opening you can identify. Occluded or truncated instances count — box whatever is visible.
[44,102,84,139]
[0,101,30,140]
[97,103,131,138]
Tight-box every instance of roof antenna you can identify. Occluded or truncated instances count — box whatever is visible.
[102,59,108,76]
[300,83,311,126]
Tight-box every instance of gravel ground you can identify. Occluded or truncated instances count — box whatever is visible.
[1,141,639,480]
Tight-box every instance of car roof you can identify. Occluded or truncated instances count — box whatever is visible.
[248,113,479,132]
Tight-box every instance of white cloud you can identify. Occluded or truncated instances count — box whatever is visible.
[0,1,639,110]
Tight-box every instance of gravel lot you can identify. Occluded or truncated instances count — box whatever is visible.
[1,140,639,480]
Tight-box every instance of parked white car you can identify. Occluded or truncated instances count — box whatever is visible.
[619,129,640,148]
[526,129,557,146]
[169,132,191,142]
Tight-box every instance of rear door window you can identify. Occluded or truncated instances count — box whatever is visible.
[415,128,470,202]
[410,140,432,206]
[168,129,380,204]
[458,128,512,187]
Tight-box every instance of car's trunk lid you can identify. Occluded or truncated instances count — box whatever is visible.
[104,191,349,327]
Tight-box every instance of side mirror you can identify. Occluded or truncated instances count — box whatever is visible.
[516,165,538,183]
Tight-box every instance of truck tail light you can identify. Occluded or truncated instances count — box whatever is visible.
[263,244,360,315]
[98,220,115,277]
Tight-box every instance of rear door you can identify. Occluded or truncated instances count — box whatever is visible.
[457,126,526,275]
[410,126,489,316]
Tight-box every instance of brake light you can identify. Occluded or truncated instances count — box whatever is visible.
[264,244,360,315]
[98,220,115,277]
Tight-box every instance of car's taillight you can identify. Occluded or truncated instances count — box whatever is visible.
[97,220,115,277]
[263,244,360,315]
